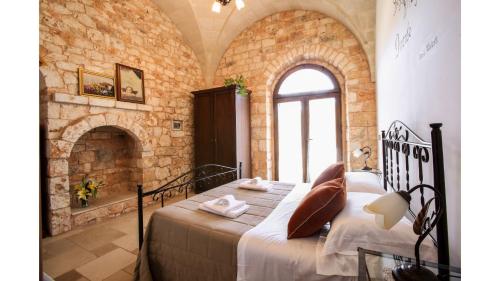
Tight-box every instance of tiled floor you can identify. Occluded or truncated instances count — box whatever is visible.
[42,194,186,281]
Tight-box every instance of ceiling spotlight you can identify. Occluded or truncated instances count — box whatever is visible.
[236,0,245,10]
[211,1,222,13]
[211,0,245,13]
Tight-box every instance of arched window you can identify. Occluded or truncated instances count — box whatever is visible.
[274,64,342,183]
[277,68,336,95]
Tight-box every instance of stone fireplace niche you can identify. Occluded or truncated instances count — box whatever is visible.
[68,126,143,226]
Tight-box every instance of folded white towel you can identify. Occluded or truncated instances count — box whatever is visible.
[238,178,271,191]
[248,177,262,184]
[201,195,246,215]
[199,203,249,218]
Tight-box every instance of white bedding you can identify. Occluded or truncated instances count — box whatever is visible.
[236,183,356,281]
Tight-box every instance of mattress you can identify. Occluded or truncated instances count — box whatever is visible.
[134,179,295,281]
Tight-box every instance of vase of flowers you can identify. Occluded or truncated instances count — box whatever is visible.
[74,176,104,208]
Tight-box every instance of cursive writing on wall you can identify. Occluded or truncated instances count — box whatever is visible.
[393,0,418,18]
[395,23,412,58]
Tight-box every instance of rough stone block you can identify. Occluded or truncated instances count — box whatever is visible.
[87,114,106,128]
[47,139,73,159]
[105,113,119,126]
[54,92,89,105]
[49,207,71,235]
[49,193,71,209]
[159,135,171,146]
[60,104,89,120]
[47,102,61,119]
[48,176,70,194]
[41,67,64,88]
[137,104,153,111]
[116,101,138,110]
[61,119,91,142]
[89,97,116,108]
[155,166,170,180]
[48,158,69,177]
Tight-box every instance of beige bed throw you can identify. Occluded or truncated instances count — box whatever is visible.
[134,179,295,281]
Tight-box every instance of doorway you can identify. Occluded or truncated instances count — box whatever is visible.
[273,64,342,183]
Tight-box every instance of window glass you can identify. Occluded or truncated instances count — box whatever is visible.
[278,68,335,95]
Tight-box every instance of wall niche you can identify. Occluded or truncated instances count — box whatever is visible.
[68,126,142,211]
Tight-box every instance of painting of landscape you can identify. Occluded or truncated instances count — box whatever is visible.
[79,68,115,98]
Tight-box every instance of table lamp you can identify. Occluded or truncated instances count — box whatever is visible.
[363,185,444,281]
[352,146,372,171]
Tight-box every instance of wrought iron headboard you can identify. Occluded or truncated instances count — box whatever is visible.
[381,121,450,269]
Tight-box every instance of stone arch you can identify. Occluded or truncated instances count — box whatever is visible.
[265,58,349,179]
[46,112,151,235]
[213,10,377,179]
[60,113,152,156]
[261,46,373,176]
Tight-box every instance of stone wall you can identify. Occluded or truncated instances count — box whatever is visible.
[68,126,141,208]
[214,10,378,179]
[39,0,203,235]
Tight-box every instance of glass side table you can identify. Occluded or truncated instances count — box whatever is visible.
[351,168,382,175]
[358,247,461,281]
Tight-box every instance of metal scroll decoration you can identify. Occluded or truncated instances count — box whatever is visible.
[381,120,435,242]
[137,163,239,248]
[149,164,238,207]
[382,121,450,275]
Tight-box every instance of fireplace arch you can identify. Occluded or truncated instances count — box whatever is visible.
[46,113,151,235]
[68,126,143,209]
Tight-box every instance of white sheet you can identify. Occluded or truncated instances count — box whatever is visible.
[345,171,385,194]
[237,183,356,281]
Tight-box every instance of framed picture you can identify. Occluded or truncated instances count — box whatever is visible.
[116,63,145,104]
[78,68,115,99]
[172,120,183,131]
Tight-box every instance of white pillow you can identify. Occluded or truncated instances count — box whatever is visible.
[345,171,385,195]
[320,192,437,262]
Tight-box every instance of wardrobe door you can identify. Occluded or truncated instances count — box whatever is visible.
[213,91,236,168]
[194,93,215,166]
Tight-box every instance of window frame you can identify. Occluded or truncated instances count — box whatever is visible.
[273,64,342,182]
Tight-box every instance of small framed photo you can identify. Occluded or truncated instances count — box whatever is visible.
[172,120,183,131]
[78,68,115,99]
[116,63,145,104]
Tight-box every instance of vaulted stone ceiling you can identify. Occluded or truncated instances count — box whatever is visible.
[153,0,375,85]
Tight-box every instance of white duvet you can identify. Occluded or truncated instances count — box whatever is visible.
[236,183,356,281]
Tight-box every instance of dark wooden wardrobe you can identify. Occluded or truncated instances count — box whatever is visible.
[192,85,251,192]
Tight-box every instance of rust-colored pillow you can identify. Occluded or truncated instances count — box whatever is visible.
[311,162,345,188]
[287,177,346,239]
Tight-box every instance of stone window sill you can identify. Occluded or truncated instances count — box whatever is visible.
[53,92,153,112]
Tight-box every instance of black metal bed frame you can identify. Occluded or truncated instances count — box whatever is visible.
[134,122,451,278]
[381,121,450,278]
[136,163,241,248]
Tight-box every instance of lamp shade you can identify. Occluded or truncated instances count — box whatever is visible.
[363,192,410,229]
[352,148,363,158]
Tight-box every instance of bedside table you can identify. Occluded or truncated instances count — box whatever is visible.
[358,247,461,281]
[351,168,382,176]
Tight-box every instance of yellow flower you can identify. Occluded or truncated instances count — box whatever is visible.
[77,188,89,201]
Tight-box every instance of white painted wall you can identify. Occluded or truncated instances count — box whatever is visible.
[376,0,460,266]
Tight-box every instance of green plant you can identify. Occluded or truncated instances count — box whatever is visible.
[224,75,248,96]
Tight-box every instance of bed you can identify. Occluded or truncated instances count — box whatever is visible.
[134,121,450,281]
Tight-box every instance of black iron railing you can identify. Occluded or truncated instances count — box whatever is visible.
[137,163,241,248]
[381,121,449,280]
